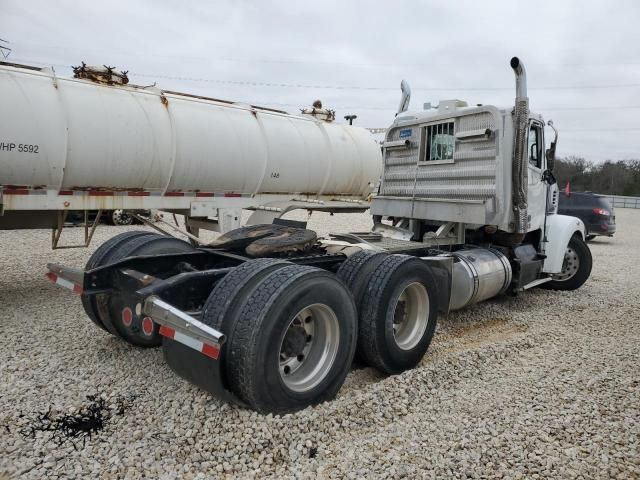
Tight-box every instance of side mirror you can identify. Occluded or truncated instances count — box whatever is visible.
[546,120,558,171]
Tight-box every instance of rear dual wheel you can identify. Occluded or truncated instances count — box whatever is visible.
[338,252,439,374]
[164,260,358,413]
[81,231,196,346]
[81,231,155,333]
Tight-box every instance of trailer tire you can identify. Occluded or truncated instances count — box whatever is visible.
[542,234,592,291]
[358,255,439,374]
[81,231,156,333]
[105,235,196,347]
[226,265,357,413]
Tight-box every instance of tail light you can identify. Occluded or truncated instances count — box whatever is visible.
[593,208,610,216]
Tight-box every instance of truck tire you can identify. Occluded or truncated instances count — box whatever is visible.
[336,250,388,363]
[226,265,358,413]
[542,234,592,291]
[336,250,388,308]
[162,258,292,396]
[105,235,196,347]
[358,255,439,374]
[81,231,156,333]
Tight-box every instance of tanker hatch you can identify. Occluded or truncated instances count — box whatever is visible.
[301,100,336,122]
[72,62,129,85]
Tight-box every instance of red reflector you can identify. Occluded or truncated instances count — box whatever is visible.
[3,189,30,195]
[88,190,114,196]
[593,208,610,216]
[159,325,175,339]
[46,272,57,282]
[142,317,154,336]
[164,191,185,197]
[201,343,220,360]
[195,192,215,197]
[224,193,241,197]
[122,307,133,327]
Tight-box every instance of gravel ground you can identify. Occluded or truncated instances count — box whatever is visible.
[0,210,638,479]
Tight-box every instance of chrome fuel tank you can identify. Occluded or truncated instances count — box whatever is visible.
[448,248,512,310]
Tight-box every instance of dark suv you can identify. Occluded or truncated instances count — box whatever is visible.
[558,191,616,240]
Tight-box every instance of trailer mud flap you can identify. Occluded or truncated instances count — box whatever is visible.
[162,339,246,407]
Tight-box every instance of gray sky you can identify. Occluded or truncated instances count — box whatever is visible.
[2,0,639,161]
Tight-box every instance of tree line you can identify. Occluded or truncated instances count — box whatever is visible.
[553,157,640,196]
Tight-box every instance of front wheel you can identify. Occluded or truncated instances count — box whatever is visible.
[542,234,592,291]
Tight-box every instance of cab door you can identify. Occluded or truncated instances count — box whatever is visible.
[527,120,546,231]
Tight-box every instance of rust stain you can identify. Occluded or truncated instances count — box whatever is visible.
[160,94,168,107]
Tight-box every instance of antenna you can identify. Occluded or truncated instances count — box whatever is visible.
[0,38,11,59]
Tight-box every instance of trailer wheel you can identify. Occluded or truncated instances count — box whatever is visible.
[358,255,439,374]
[81,231,156,333]
[109,209,134,226]
[105,235,196,347]
[226,265,357,413]
[542,234,592,291]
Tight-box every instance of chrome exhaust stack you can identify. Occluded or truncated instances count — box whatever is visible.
[510,56,530,234]
[396,79,411,115]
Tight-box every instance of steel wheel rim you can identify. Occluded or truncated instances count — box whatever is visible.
[278,303,340,393]
[552,247,580,281]
[392,282,429,350]
[113,210,132,225]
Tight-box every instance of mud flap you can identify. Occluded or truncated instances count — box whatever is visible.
[162,338,246,407]
[422,256,453,315]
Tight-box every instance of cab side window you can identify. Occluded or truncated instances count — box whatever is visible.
[528,124,543,169]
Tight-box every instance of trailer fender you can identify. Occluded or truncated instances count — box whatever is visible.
[543,214,586,274]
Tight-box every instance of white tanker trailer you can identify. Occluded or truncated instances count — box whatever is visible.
[0,61,381,246]
[45,57,593,414]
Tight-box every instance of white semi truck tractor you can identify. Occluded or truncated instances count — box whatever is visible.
[46,57,591,413]
[0,61,381,247]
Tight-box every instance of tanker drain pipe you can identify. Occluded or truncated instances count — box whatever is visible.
[397,80,411,115]
[510,56,529,234]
